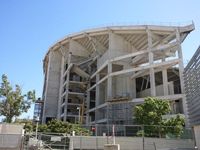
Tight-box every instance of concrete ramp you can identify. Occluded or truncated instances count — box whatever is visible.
[72,65,90,79]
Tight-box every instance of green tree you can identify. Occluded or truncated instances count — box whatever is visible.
[134,97,185,137]
[0,74,35,123]
[14,118,34,132]
[40,120,91,136]
[20,119,91,135]
[163,114,185,137]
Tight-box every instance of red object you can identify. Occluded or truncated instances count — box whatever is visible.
[91,127,95,131]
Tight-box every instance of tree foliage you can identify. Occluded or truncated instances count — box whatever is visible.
[0,74,35,123]
[134,97,185,137]
[24,119,91,136]
[15,118,34,132]
[135,97,170,125]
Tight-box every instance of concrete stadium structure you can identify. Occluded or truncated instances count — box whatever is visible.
[42,24,194,125]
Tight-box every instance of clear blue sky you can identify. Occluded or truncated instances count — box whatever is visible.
[0,0,200,119]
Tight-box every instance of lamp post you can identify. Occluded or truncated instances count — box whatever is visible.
[35,116,40,139]
[77,107,80,124]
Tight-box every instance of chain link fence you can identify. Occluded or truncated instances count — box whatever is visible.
[23,132,69,150]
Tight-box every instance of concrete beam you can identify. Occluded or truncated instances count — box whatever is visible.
[111,59,180,77]
[84,33,107,53]
[132,94,184,104]
[110,41,178,63]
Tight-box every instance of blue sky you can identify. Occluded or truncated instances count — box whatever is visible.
[0,0,200,119]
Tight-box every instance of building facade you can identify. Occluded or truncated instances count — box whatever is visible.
[184,46,200,125]
[184,46,200,147]
[42,24,194,125]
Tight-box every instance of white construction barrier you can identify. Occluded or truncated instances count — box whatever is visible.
[0,124,24,150]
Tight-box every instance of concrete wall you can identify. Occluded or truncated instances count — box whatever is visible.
[69,136,194,150]
[137,82,174,98]
[112,76,130,98]
[99,81,107,105]
[109,33,133,56]
[0,124,24,150]
[69,40,90,57]
[98,50,109,68]
[104,144,120,150]
[98,32,132,68]
[0,124,23,134]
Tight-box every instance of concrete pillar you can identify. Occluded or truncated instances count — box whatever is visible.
[130,71,137,98]
[176,29,189,125]
[176,29,185,94]
[57,50,65,119]
[42,51,52,124]
[107,62,112,100]
[132,78,137,98]
[176,31,186,100]
[147,29,156,96]
[86,73,91,125]
[162,58,168,96]
[162,69,168,96]
[96,74,100,106]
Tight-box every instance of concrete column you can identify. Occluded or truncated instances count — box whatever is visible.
[130,71,137,98]
[132,78,137,98]
[96,74,100,106]
[64,52,72,121]
[42,51,52,124]
[176,29,188,125]
[162,69,168,96]
[176,29,185,94]
[107,62,112,100]
[86,78,91,125]
[162,58,168,96]
[57,51,65,119]
[147,29,156,96]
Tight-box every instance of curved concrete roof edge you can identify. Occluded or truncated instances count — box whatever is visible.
[43,23,195,71]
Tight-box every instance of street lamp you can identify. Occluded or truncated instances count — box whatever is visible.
[35,116,40,139]
[77,107,80,124]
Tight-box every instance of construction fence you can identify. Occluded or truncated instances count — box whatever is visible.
[69,124,195,150]
[28,125,196,150]
[23,132,69,150]
[0,125,196,150]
